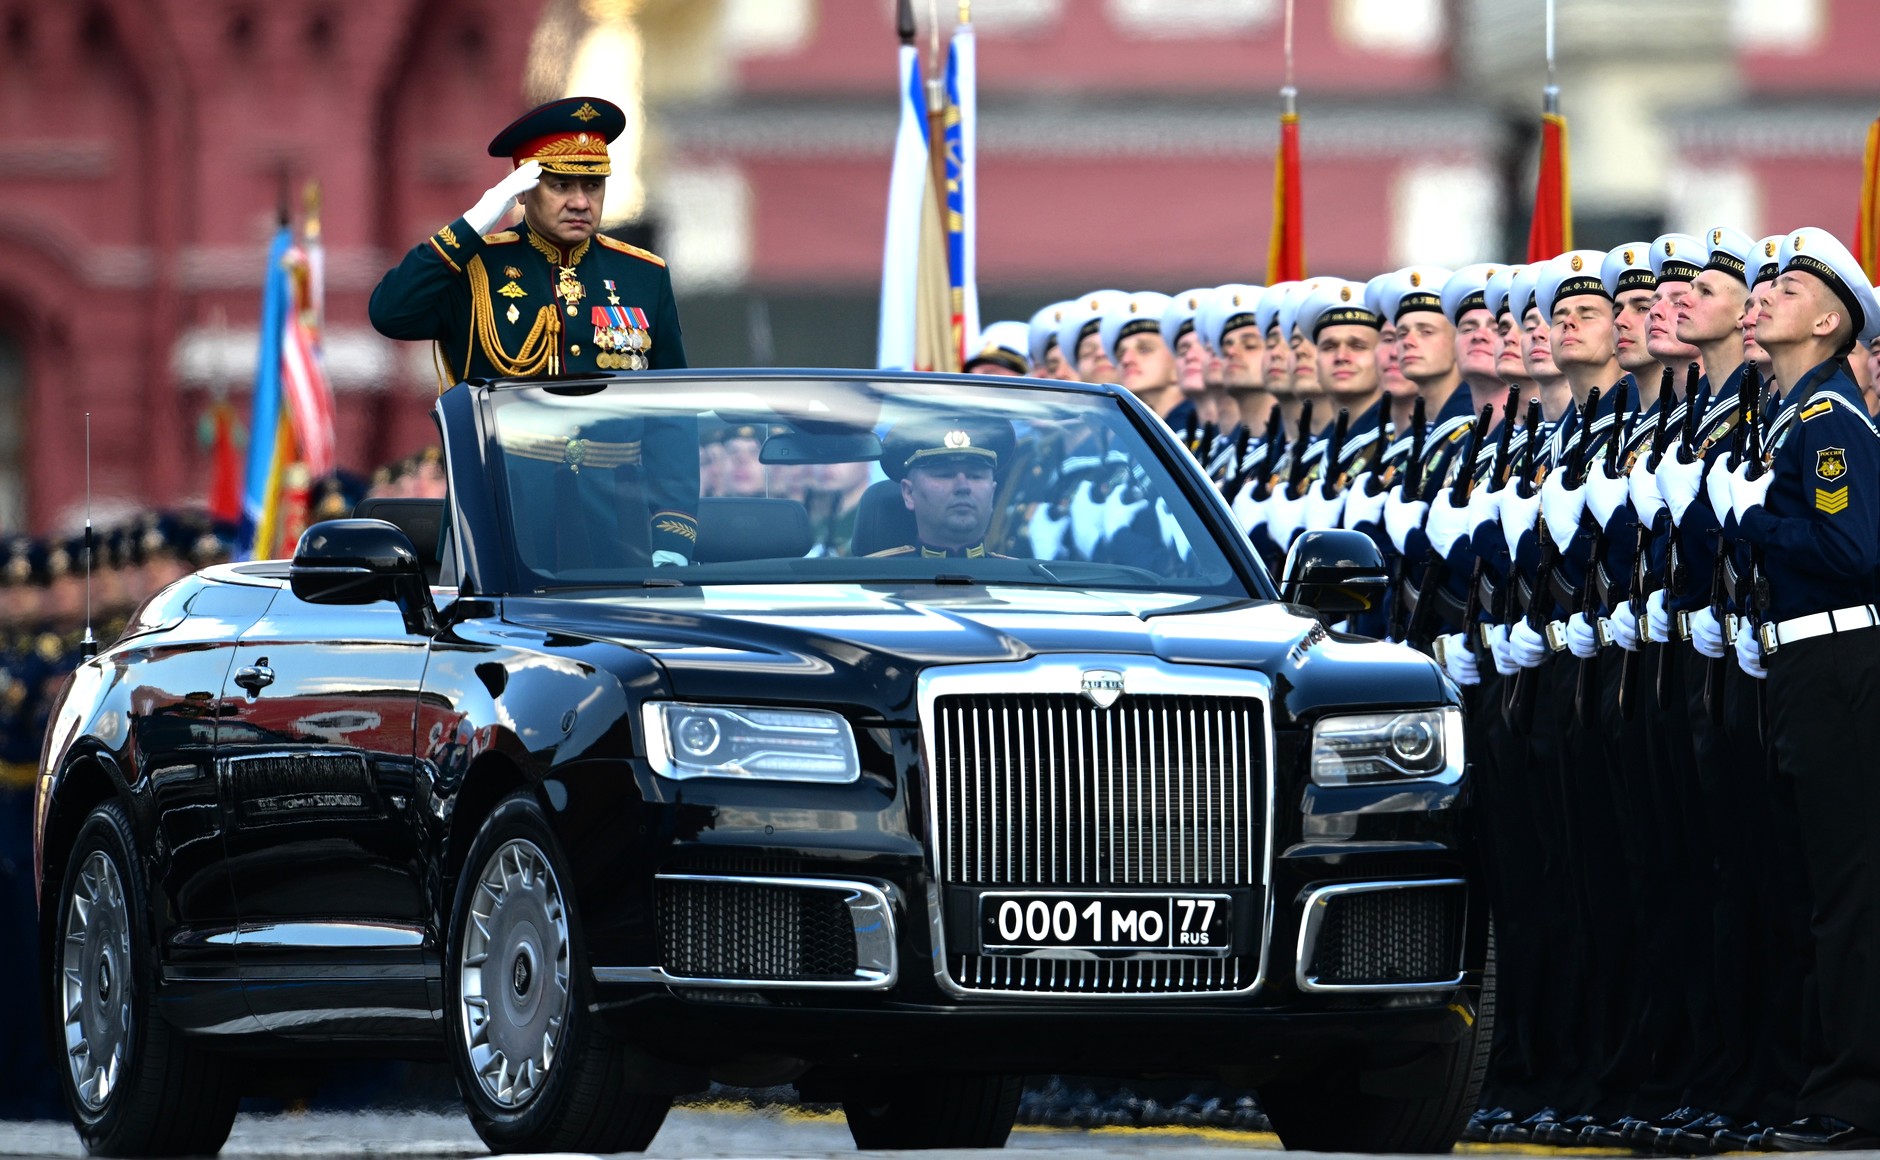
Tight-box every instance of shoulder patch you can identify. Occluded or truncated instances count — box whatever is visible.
[1801,399,1834,422]
[482,230,520,244]
[597,235,667,267]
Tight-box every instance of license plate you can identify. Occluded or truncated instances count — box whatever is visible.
[979,892,1232,952]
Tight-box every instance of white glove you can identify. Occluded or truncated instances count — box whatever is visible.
[1565,611,1600,659]
[463,160,543,235]
[1609,599,1641,652]
[1343,475,1387,531]
[1689,606,1728,659]
[1440,633,1481,686]
[1424,490,1472,559]
[1070,480,1107,557]
[1499,480,1543,554]
[1384,492,1428,556]
[1735,618,1767,680]
[651,550,688,567]
[1539,468,1587,554]
[1658,450,1705,526]
[1154,498,1189,555]
[1627,451,1666,525]
[1027,503,1069,560]
[1486,624,1521,676]
[1465,478,1503,540]
[1646,589,1670,644]
[1586,459,1631,528]
[1508,619,1550,668]
[1302,479,1348,532]
[1231,479,1267,535]
[1103,487,1149,539]
[1706,455,1735,527]
[1727,462,1773,523]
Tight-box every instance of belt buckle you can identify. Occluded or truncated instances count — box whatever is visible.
[1432,634,1449,668]
[1759,621,1779,655]
[1675,610,1692,642]
[1724,613,1740,642]
[1544,620,1568,653]
[1596,617,1613,647]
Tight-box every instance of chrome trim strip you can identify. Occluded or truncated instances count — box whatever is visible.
[1294,878,1468,994]
[592,874,897,991]
[201,921,426,950]
[917,656,1277,1000]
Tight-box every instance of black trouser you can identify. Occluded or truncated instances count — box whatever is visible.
[1769,630,1880,1134]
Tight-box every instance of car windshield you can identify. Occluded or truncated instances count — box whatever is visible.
[483,375,1259,597]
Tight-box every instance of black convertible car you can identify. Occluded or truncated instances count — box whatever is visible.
[36,370,1484,1156]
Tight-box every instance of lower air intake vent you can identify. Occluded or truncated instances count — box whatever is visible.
[658,879,858,982]
[1301,881,1465,990]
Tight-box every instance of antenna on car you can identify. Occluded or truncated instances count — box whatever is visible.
[81,412,97,660]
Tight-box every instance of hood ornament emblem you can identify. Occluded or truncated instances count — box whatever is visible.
[1080,669,1124,709]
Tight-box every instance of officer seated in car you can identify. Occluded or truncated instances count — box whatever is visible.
[869,418,1017,558]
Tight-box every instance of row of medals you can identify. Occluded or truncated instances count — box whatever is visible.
[594,324,650,370]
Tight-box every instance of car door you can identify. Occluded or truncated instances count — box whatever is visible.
[214,580,432,1035]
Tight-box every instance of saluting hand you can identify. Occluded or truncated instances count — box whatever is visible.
[464,160,544,236]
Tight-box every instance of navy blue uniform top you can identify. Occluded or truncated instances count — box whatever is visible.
[1737,358,1880,623]
[1667,364,1748,613]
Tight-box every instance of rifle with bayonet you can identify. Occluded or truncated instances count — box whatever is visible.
[1228,402,1285,504]
[1619,367,1678,720]
[1507,387,1601,730]
[1743,372,1771,742]
[1407,404,1492,649]
[1384,396,1429,642]
[1281,399,1318,501]
[1655,362,1707,709]
[1574,379,1630,727]
[1321,407,1352,497]
[1460,387,1522,658]
[1704,364,1760,724]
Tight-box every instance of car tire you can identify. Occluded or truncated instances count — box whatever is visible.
[1260,942,1495,1153]
[842,1072,1022,1149]
[51,800,241,1157]
[445,790,670,1153]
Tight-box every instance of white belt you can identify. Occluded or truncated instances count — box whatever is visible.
[1759,604,1880,654]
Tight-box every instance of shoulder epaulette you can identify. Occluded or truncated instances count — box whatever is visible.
[1801,399,1835,422]
[868,545,917,558]
[597,235,667,267]
[482,230,520,244]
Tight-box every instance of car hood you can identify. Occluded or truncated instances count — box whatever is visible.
[500,585,1445,723]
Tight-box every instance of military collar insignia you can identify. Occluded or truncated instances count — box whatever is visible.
[526,228,592,269]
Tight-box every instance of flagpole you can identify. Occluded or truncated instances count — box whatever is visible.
[1543,0,1558,115]
[1266,0,1304,283]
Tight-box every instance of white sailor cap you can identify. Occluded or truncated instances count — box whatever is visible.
[964,320,1032,375]
[1701,226,1755,287]
[1027,300,1073,367]
[1538,249,1614,318]
[1363,273,1392,319]
[1297,280,1385,343]
[1198,283,1264,355]
[1649,233,1706,284]
[1160,287,1214,351]
[1279,277,1340,340]
[1100,291,1175,362]
[1441,264,1504,323]
[1255,282,1297,337]
[1055,290,1127,364]
[1752,235,1785,288]
[1777,227,1880,345]
[1375,266,1455,325]
[1600,242,1655,298]
[1486,264,1526,319]
[1509,264,1545,320]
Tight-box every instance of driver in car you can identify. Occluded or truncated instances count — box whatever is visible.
[870,418,1017,559]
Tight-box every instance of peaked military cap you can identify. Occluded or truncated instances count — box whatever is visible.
[487,96,626,176]
[1441,264,1504,323]
[964,321,1031,374]
[1539,249,1615,318]
[1486,264,1526,318]
[1600,242,1655,298]
[1297,280,1384,342]
[1279,278,1340,340]
[1702,225,1755,286]
[1255,282,1297,337]
[1160,287,1214,351]
[882,416,1017,481]
[1028,300,1073,366]
[1056,290,1127,363]
[1753,235,1784,287]
[1777,227,1880,344]
[1509,264,1545,320]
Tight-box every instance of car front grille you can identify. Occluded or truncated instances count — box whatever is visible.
[1304,882,1465,988]
[930,693,1264,888]
[950,953,1249,994]
[657,878,858,982]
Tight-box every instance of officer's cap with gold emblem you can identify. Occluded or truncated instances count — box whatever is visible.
[1255,282,1297,338]
[963,321,1032,375]
[1279,277,1340,341]
[1648,233,1706,284]
[1297,280,1384,343]
[882,416,1017,481]
[1375,266,1456,325]
[1539,249,1615,318]
[1599,242,1654,299]
[1056,290,1127,363]
[1100,291,1175,362]
[1485,264,1526,319]
[1753,235,1784,288]
[487,96,626,176]
[1027,300,1074,367]
[1199,283,1264,355]
[1160,288,1214,352]
[1777,227,1880,345]
[1701,226,1755,287]
[1441,264,1503,324]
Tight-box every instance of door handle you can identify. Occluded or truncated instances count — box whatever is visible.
[233,663,275,694]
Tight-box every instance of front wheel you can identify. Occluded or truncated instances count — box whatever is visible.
[445,791,670,1153]
[842,1072,1022,1149]
[51,800,240,1157]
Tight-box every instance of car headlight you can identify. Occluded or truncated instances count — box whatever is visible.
[1309,707,1462,786]
[642,702,861,783]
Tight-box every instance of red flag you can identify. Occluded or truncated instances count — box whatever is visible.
[1856,112,1880,280]
[1266,111,1304,283]
[207,400,243,524]
[1526,111,1573,262]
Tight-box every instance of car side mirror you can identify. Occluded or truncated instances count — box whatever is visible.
[1280,529,1389,616]
[291,519,437,635]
